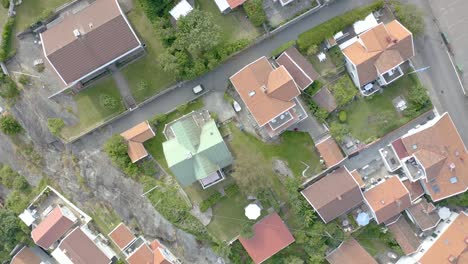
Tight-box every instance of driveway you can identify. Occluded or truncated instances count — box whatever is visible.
[72,0,375,149]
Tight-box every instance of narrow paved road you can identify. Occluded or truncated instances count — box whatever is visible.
[72,0,374,148]
[409,0,468,144]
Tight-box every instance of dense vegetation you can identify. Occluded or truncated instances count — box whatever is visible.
[104,135,143,178]
[0,74,20,99]
[0,17,15,62]
[244,0,266,27]
[47,118,65,136]
[390,1,425,37]
[0,115,22,135]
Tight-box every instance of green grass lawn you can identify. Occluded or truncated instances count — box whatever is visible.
[206,193,250,242]
[88,202,122,235]
[14,0,70,31]
[331,74,431,142]
[196,0,261,43]
[353,222,403,257]
[61,77,125,140]
[121,4,175,103]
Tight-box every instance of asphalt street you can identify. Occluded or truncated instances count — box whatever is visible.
[73,0,374,148]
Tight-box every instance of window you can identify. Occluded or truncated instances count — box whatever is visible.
[450,176,458,184]
[412,144,418,150]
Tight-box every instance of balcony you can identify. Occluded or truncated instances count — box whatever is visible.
[403,157,425,181]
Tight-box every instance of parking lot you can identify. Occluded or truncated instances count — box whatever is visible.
[429,0,468,88]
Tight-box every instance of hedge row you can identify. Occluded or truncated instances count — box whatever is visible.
[0,17,15,62]
[200,192,222,212]
[297,1,384,51]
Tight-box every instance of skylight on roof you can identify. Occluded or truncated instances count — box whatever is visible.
[450,176,458,184]
[412,144,418,150]
[248,91,256,97]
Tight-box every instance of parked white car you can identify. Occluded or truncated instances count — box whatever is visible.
[233,100,242,112]
[192,84,204,95]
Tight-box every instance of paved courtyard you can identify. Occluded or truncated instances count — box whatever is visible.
[264,0,320,28]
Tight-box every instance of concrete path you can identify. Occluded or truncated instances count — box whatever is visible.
[72,0,375,149]
[111,67,136,109]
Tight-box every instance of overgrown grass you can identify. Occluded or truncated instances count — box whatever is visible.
[61,77,125,140]
[14,0,70,31]
[353,222,403,257]
[196,0,261,43]
[88,203,122,235]
[329,74,431,142]
[122,3,175,103]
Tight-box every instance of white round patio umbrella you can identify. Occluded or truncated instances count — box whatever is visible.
[245,203,261,220]
[438,207,451,220]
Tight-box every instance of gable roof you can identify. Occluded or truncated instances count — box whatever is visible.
[388,216,421,255]
[31,206,75,249]
[401,113,468,201]
[403,180,425,202]
[11,247,41,264]
[301,167,363,223]
[326,238,377,264]
[315,136,345,168]
[239,213,295,264]
[163,117,233,186]
[230,57,300,126]
[40,0,141,86]
[120,121,155,163]
[418,213,468,264]
[406,198,440,231]
[226,0,246,8]
[127,244,154,264]
[108,223,136,250]
[276,47,318,90]
[58,227,110,264]
[342,20,413,86]
[364,176,411,224]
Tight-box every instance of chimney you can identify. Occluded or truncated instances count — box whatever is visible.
[73,29,81,38]
[337,195,342,201]
[448,255,457,263]
[449,163,456,171]
[380,200,385,205]
[260,85,267,93]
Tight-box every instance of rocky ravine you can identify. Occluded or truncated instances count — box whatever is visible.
[0,81,222,263]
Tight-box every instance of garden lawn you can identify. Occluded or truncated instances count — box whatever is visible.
[197,0,261,43]
[122,3,175,103]
[335,74,431,142]
[14,0,70,31]
[61,77,125,140]
[353,222,403,257]
[227,123,322,206]
[88,203,121,235]
[206,193,250,242]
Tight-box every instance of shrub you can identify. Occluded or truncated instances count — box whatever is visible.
[244,0,266,27]
[0,115,22,135]
[240,221,255,239]
[0,74,20,99]
[151,114,167,125]
[2,0,9,9]
[199,192,223,212]
[306,45,318,56]
[36,64,45,73]
[297,1,384,51]
[315,107,329,123]
[176,103,188,113]
[0,17,14,62]
[0,164,17,188]
[338,110,347,123]
[99,94,118,110]
[47,118,65,136]
[271,40,296,57]
[303,80,323,96]
[13,176,30,192]
[329,122,349,143]
[18,74,30,86]
[104,135,142,178]
[329,75,358,106]
[225,184,240,197]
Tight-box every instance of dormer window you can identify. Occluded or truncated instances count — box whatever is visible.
[248,91,256,97]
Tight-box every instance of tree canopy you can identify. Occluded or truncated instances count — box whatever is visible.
[0,209,31,260]
[0,115,22,135]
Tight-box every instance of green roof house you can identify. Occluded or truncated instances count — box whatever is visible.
[163,111,233,188]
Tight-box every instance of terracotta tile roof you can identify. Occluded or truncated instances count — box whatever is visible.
[226,0,246,8]
[312,87,338,112]
[342,20,413,86]
[403,180,425,202]
[392,138,409,159]
[120,121,155,163]
[127,243,153,264]
[419,213,468,264]
[58,227,110,264]
[11,247,41,264]
[40,0,141,85]
[108,223,136,250]
[364,177,411,224]
[388,216,421,255]
[230,57,300,127]
[350,170,366,188]
[31,206,75,249]
[301,167,363,223]
[315,136,345,168]
[401,113,468,201]
[149,240,173,264]
[239,213,295,264]
[326,238,377,264]
[276,47,318,90]
[406,198,440,231]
